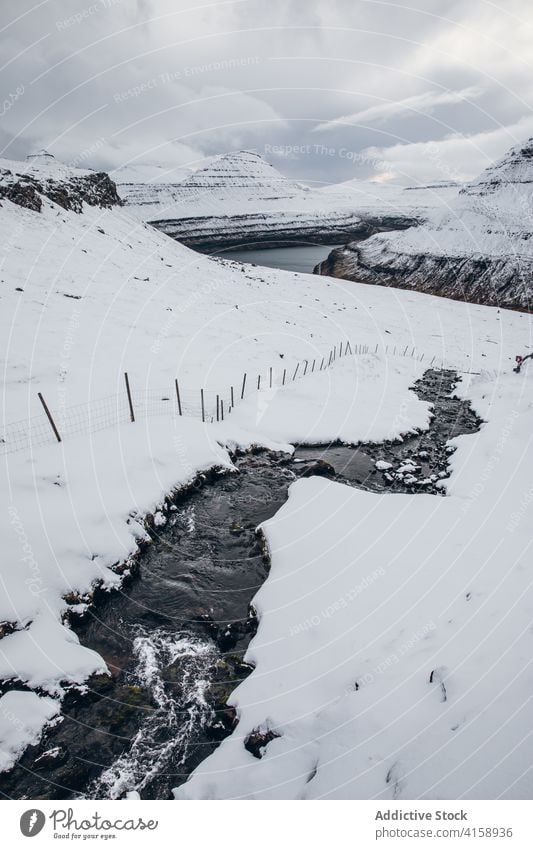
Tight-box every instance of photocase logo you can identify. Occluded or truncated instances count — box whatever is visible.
[20,809,46,837]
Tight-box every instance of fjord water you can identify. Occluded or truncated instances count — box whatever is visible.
[214,243,341,274]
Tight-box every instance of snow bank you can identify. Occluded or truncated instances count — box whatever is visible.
[0,691,60,772]
[177,368,533,800]
[0,417,231,699]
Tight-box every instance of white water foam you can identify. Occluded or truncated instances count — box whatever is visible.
[86,627,217,799]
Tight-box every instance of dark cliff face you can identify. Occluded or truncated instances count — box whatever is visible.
[315,243,533,310]
[151,210,420,252]
[153,211,368,251]
[152,212,419,251]
[0,167,122,214]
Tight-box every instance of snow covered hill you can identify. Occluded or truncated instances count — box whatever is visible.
[119,150,424,249]
[0,150,121,213]
[1,153,532,799]
[316,138,533,310]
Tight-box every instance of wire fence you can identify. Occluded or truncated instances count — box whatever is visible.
[0,340,490,456]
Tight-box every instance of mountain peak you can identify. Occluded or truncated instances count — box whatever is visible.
[463,136,533,196]
[26,149,56,164]
[178,149,301,198]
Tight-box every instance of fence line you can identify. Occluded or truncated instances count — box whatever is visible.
[0,342,490,456]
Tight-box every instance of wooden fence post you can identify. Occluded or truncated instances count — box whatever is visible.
[282,368,286,386]
[257,375,261,390]
[303,360,308,376]
[230,386,234,408]
[241,373,247,399]
[216,394,220,422]
[293,363,299,381]
[175,379,182,416]
[38,393,61,443]
[339,342,343,358]
[201,389,205,423]
[124,372,135,422]
[312,359,316,372]
[269,367,273,389]
[221,400,224,421]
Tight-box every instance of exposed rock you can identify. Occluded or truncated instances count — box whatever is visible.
[0,151,122,214]
[293,458,336,478]
[244,727,280,759]
[0,177,42,212]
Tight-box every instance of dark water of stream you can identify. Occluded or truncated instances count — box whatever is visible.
[0,370,481,800]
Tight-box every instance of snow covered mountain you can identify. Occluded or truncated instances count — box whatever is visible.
[316,138,533,310]
[1,152,533,800]
[119,150,424,249]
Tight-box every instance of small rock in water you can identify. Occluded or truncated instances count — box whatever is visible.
[397,462,419,474]
[33,746,64,767]
[294,459,335,478]
[375,460,393,471]
[244,728,281,759]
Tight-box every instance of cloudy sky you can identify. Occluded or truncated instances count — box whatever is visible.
[1,0,532,185]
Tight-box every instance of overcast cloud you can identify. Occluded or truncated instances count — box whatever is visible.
[1,0,532,185]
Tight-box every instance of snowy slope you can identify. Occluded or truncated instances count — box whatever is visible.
[321,177,460,213]
[0,153,532,788]
[317,138,533,310]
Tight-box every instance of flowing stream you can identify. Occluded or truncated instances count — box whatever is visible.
[0,370,481,800]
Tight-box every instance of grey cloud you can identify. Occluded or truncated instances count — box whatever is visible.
[0,0,531,184]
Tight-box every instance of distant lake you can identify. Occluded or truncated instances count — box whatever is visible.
[213,243,341,274]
